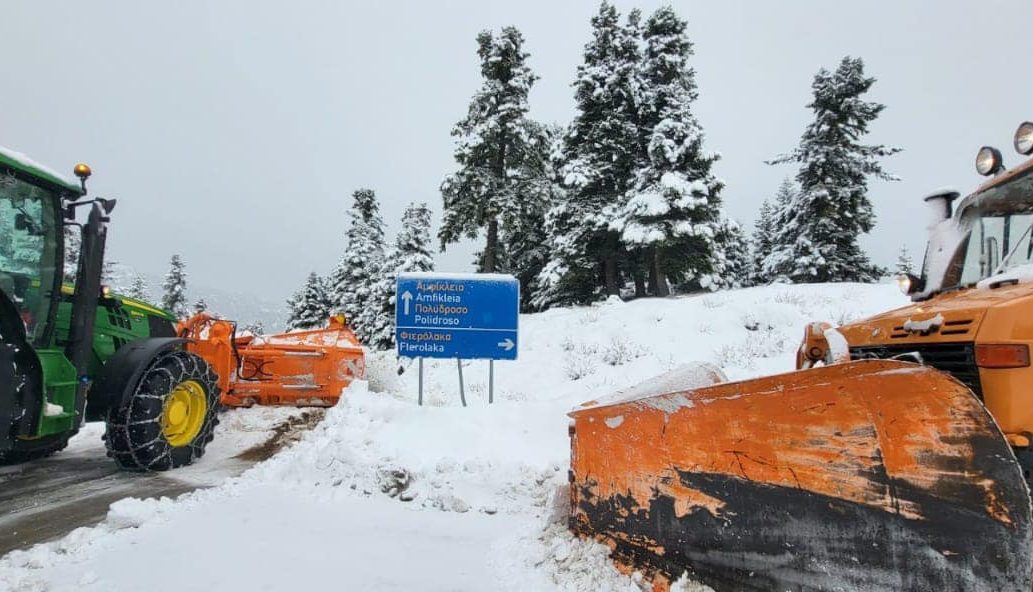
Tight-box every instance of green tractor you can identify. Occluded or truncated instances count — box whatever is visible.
[0,146,220,471]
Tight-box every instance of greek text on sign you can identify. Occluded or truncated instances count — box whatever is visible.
[395,273,519,360]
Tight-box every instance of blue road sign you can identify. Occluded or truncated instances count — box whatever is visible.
[395,273,519,360]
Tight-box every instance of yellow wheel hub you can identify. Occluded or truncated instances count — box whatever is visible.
[161,380,207,447]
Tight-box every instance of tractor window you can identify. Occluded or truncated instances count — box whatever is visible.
[0,174,60,345]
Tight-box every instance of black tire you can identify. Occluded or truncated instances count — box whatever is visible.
[0,433,71,465]
[104,350,220,472]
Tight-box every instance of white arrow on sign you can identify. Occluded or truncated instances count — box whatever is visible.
[498,338,515,351]
[401,291,413,315]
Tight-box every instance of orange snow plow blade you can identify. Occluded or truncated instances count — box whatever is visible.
[568,360,1033,592]
[179,313,365,407]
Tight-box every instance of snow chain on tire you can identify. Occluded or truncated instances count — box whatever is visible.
[104,350,220,471]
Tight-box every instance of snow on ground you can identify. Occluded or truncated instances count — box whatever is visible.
[0,283,907,592]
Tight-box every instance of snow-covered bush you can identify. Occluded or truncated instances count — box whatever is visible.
[564,343,598,380]
[701,295,724,309]
[715,329,792,369]
[602,336,646,366]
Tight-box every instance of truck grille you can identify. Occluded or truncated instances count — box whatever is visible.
[849,342,983,399]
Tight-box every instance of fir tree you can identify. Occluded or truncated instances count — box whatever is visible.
[102,260,118,285]
[542,3,644,302]
[709,218,751,290]
[498,122,559,309]
[614,6,724,295]
[439,26,539,273]
[767,56,900,283]
[394,203,435,275]
[243,321,265,336]
[287,272,333,331]
[127,274,149,301]
[161,255,189,319]
[330,188,386,339]
[895,245,915,276]
[367,202,435,350]
[752,178,797,285]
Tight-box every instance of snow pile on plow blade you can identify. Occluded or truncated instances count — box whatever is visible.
[568,360,1033,591]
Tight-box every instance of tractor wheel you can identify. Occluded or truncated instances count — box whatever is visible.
[104,350,220,472]
[0,434,70,465]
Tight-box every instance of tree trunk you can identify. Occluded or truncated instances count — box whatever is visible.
[647,254,658,296]
[484,218,499,273]
[633,270,646,298]
[604,256,618,296]
[602,233,621,296]
[484,118,508,275]
[653,248,670,297]
[629,248,646,298]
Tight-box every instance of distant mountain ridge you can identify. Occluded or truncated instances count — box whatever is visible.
[104,263,288,332]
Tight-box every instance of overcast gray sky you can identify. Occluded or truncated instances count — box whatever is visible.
[3,0,1032,301]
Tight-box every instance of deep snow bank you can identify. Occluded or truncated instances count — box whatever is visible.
[0,283,907,592]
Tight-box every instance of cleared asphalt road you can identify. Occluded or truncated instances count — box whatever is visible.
[0,410,317,556]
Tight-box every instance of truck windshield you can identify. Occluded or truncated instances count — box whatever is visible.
[937,168,1033,291]
[0,173,61,345]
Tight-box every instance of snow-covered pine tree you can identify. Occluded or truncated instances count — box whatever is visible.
[394,203,435,276]
[710,218,751,290]
[749,200,775,286]
[242,321,265,336]
[161,254,189,319]
[543,3,643,302]
[767,56,900,283]
[101,260,118,285]
[127,274,149,300]
[329,188,386,340]
[534,5,644,308]
[895,246,915,276]
[287,272,333,331]
[499,122,559,309]
[366,202,435,350]
[193,298,208,315]
[615,6,724,296]
[439,27,539,273]
[752,178,797,285]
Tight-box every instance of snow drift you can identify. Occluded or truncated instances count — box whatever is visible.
[0,283,907,592]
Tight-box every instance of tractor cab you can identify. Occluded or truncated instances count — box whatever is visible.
[0,165,67,345]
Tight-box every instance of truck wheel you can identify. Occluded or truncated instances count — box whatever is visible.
[0,434,70,465]
[104,350,220,471]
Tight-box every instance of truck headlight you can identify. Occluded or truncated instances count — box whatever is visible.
[976,146,1004,176]
[896,273,925,295]
[896,275,912,294]
[1015,122,1033,155]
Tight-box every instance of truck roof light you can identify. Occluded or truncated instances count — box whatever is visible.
[1015,122,1033,156]
[976,146,1005,176]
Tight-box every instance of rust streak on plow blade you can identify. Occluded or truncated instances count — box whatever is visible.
[568,360,1033,591]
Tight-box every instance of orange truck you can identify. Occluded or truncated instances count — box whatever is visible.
[569,122,1033,591]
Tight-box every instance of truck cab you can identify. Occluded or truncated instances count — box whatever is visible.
[833,123,1033,456]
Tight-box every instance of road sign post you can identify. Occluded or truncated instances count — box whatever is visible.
[396,273,519,405]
